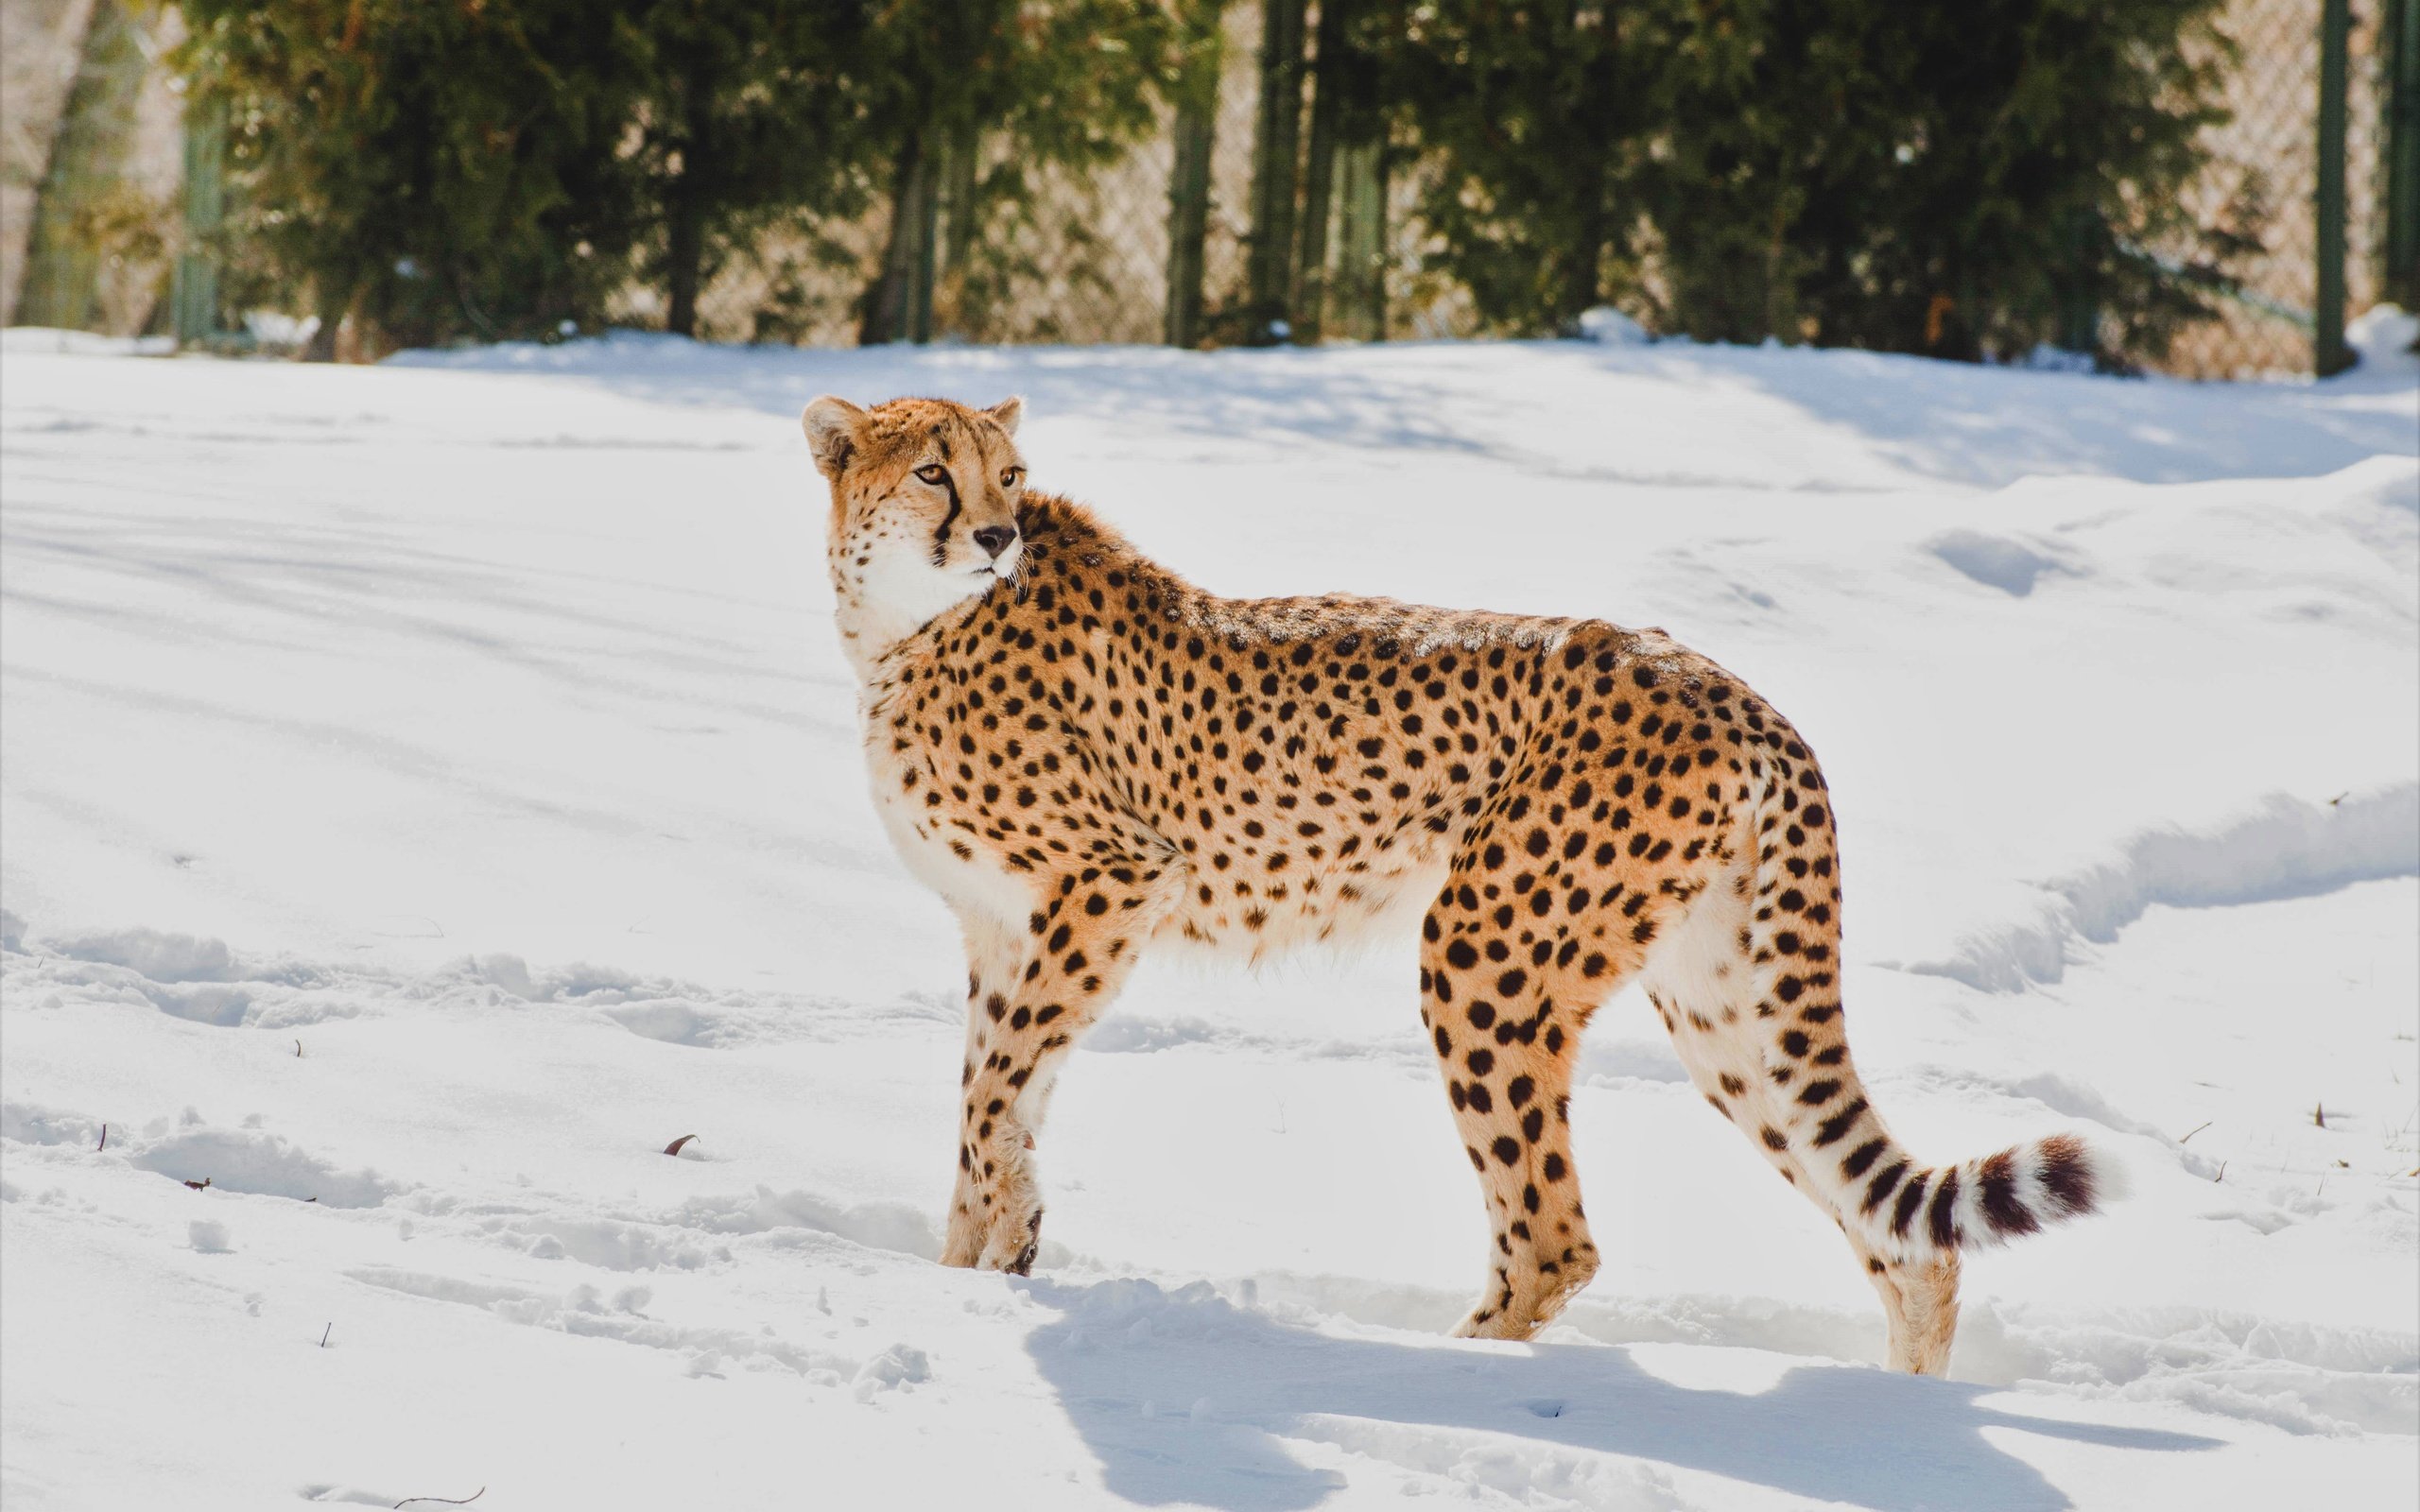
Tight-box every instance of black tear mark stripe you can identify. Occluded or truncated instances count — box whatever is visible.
[931,468,963,565]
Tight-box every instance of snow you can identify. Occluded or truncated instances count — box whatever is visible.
[3,327,2414,1510]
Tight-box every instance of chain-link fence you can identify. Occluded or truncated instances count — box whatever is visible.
[683,3,1305,349]
[7,0,2416,375]
[680,0,2415,371]
[2163,0,2407,377]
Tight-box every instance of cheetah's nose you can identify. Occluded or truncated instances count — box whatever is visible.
[973,524,1019,559]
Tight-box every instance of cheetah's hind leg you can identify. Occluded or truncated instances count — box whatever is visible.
[1419,886,1634,1341]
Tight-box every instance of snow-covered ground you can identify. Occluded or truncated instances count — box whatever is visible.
[3,325,2414,1510]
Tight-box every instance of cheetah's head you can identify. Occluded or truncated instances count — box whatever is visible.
[802,393,1027,654]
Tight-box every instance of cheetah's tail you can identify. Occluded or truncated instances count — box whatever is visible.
[1837,1131,2126,1262]
[1734,713,2124,1261]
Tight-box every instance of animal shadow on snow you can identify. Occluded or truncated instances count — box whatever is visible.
[1021,1276,2216,1512]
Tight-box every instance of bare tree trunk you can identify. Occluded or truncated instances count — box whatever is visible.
[301,268,355,361]
[4,0,103,322]
[664,53,714,338]
[17,0,145,331]
[1553,38,1622,333]
[859,133,927,346]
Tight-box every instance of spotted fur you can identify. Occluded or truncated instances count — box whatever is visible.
[802,393,2115,1374]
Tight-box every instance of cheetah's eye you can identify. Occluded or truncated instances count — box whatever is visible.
[1001,467,1024,489]
[914,463,948,485]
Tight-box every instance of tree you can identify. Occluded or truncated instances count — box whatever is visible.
[851,0,1174,344]
[1374,0,2239,367]
[1367,0,1667,335]
[175,0,879,351]
[1642,0,2238,366]
[179,0,641,351]
[613,0,876,337]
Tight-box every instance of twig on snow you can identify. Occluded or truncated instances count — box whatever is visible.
[96,1124,107,1153]
[2176,1120,2212,1144]
[663,1134,699,1157]
[2313,1102,2327,1128]
[320,1322,332,1348]
[296,1039,303,1057]
[2212,1161,2227,1183]
[393,1488,483,1509]
[184,1178,211,1192]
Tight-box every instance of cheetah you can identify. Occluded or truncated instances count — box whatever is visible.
[800,391,2113,1375]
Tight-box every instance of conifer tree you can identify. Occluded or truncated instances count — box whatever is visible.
[852,0,1173,344]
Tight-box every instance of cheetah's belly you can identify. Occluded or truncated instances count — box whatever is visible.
[1155,847,1446,963]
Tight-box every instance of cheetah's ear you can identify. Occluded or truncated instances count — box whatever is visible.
[984,395,1024,438]
[800,395,867,479]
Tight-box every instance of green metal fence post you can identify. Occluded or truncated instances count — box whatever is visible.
[1291,0,1351,344]
[908,174,938,345]
[942,125,978,270]
[172,97,227,345]
[2055,209,2100,359]
[2386,0,2420,307]
[2316,0,2353,375]
[1244,0,1307,344]
[1164,2,1223,348]
[1335,138,1385,341]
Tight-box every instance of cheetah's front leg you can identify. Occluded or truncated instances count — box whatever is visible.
[941,868,1167,1272]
